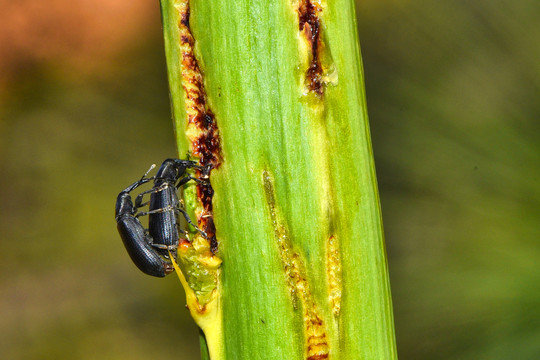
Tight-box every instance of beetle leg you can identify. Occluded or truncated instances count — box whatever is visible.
[134,190,152,208]
[134,183,167,208]
[176,174,208,189]
[121,164,156,194]
[173,159,201,171]
[151,243,178,251]
[120,177,153,195]
[175,207,208,238]
[137,200,150,208]
[136,204,176,217]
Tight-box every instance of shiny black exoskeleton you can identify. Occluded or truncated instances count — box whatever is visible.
[115,165,173,277]
[135,159,206,252]
[115,159,206,277]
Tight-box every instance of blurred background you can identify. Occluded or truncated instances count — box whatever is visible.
[0,0,538,359]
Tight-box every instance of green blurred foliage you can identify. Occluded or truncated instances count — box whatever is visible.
[0,0,538,359]
[357,0,540,359]
[0,34,200,360]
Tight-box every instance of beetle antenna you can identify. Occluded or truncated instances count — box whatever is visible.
[141,164,156,180]
[120,164,156,194]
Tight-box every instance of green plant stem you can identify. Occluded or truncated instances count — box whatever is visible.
[160,0,397,358]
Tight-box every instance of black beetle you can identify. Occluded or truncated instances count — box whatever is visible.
[115,159,207,277]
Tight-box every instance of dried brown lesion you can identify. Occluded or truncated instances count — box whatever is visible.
[298,0,324,95]
[176,0,222,254]
[263,171,330,359]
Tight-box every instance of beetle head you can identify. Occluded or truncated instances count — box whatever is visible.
[155,158,181,182]
[115,192,135,218]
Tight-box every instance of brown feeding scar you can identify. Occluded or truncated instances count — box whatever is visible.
[176,0,222,253]
[263,171,330,359]
[298,0,324,95]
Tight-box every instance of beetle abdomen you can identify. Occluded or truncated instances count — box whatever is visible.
[148,183,180,247]
[117,217,168,277]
